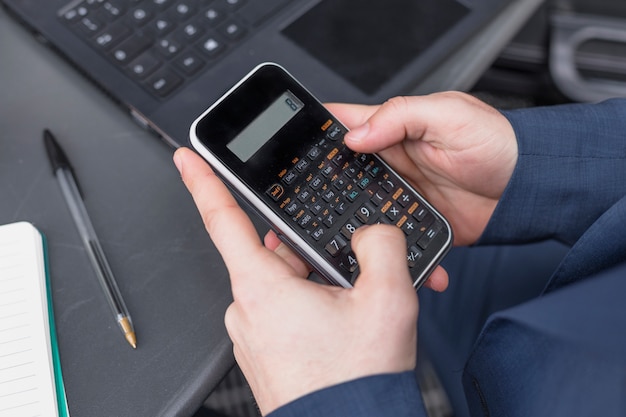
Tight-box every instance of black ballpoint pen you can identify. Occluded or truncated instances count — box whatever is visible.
[44,129,137,349]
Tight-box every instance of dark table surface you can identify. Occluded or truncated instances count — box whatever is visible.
[0,8,241,417]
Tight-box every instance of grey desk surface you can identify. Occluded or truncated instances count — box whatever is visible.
[0,1,540,416]
[0,9,236,417]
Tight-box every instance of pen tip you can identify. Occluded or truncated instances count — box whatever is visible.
[126,332,137,349]
[119,316,137,349]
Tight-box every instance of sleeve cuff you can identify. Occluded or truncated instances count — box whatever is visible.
[267,371,427,417]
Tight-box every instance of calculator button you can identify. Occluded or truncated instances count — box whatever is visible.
[340,218,360,240]
[307,146,322,160]
[412,205,428,222]
[333,175,348,190]
[321,163,335,177]
[344,165,358,178]
[323,212,338,228]
[295,158,309,172]
[368,165,382,178]
[310,200,324,215]
[284,201,299,216]
[370,189,385,206]
[282,170,297,185]
[335,200,348,215]
[326,124,342,141]
[401,218,417,235]
[297,189,312,204]
[345,188,360,202]
[397,192,412,207]
[311,227,325,241]
[354,153,370,166]
[340,251,359,273]
[381,179,396,193]
[355,203,376,224]
[325,235,347,257]
[385,204,401,222]
[266,183,284,201]
[417,221,442,250]
[331,152,347,167]
[407,246,423,268]
[357,176,372,189]
[298,213,314,228]
[322,189,337,203]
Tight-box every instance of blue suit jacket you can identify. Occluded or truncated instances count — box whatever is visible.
[269,99,626,417]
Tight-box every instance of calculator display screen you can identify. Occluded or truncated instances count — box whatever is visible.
[227,90,304,162]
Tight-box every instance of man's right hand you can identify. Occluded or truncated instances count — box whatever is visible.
[327,92,518,246]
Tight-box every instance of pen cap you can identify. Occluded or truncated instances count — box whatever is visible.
[43,129,73,174]
[44,129,84,196]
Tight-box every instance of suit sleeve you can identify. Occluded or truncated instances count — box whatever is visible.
[478,98,626,246]
[266,371,428,417]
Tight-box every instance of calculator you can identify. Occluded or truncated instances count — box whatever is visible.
[190,63,452,289]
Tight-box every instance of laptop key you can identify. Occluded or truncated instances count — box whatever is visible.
[76,16,104,36]
[218,20,246,41]
[94,21,131,51]
[111,34,152,64]
[146,68,183,97]
[101,1,125,20]
[156,37,182,58]
[128,52,161,79]
[128,6,154,27]
[177,22,205,42]
[148,17,175,37]
[170,2,196,21]
[58,0,294,99]
[61,5,89,23]
[198,34,226,58]
[173,51,205,76]
[200,6,226,27]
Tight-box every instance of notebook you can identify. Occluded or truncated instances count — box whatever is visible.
[1,0,512,148]
[0,222,70,417]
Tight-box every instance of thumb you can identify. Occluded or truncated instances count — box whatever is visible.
[351,225,414,294]
[344,96,428,154]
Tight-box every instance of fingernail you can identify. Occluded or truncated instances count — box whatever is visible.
[346,122,370,144]
[173,150,183,174]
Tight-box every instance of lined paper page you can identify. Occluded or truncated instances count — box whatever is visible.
[0,222,58,417]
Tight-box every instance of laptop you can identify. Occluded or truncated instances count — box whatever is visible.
[2,0,511,148]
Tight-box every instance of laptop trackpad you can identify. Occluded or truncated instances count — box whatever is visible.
[282,0,470,95]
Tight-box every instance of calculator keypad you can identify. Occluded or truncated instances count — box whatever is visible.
[265,122,446,285]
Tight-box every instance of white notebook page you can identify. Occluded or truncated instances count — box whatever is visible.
[0,222,59,417]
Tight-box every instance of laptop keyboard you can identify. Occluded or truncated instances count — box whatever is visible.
[58,0,291,98]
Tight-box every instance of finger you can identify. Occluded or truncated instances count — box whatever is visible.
[421,266,449,292]
[264,231,311,278]
[263,230,282,251]
[174,148,284,280]
[324,103,379,130]
[343,96,433,154]
[350,225,413,294]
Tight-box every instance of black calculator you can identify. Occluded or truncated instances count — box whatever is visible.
[190,63,452,289]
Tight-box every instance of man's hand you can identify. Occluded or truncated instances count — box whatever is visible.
[328,92,518,246]
[174,148,440,415]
